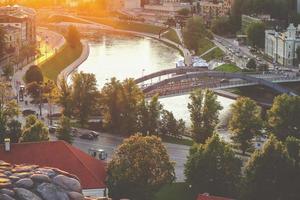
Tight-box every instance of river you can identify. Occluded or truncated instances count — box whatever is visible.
[76,33,234,133]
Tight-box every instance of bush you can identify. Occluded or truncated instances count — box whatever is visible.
[25,65,43,84]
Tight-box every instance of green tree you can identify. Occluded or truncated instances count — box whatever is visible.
[25,65,43,84]
[0,83,19,142]
[7,119,22,143]
[188,89,222,143]
[229,97,263,154]
[246,58,257,70]
[137,95,163,136]
[177,8,190,16]
[57,78,73,117]
[160,110,185,138]
[242,135,298,200]
[66,25,81,48]
[72,72,99,126]
[107,134,175,200]
[183,16,208,52]
[211,17,233,36]
[2,64,14,79]
[185,134,241,198]
[101,78,123,133]
[267,94,300,140]
[247,22,266,48]
[21,115,49,142]
[56,115,73,144]
[285,136,300,165]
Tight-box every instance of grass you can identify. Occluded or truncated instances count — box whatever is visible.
[161,135,193,146]
[214,64,242,73]
[48,15,89,24]
[40,43,83,81]
[82,16,163,35]
[202,47,224,62]
[153,183,195,200]
[196,38,215,55]
[163,29,181,44]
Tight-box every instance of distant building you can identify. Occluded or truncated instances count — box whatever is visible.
[124,0,141,9]
[241,14,284,34]
[2,25,21,49]
[199,0,233,24]
[0,5,36,47]
[143,0,192,14]
[265,24,300,68]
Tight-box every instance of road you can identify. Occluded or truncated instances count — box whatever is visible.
[50,129,190,182]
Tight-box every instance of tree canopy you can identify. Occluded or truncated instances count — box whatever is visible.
[229,97,263,154]
[246,22,265,49]
[25,65,43,84]
[21,115,49,142]
[188,89,222,143]
[66,25,81,48]
[267,94,300,140]
[185,134,242,198]
[107,134,175,200]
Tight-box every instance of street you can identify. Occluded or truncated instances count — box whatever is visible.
[50,129,190,182]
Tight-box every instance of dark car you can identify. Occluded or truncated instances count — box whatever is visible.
[80,133,94,140]
[89,131,99,138]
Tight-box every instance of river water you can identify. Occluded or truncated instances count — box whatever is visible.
[76,33,234,130]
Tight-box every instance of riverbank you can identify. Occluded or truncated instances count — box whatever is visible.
[57,41,89,84]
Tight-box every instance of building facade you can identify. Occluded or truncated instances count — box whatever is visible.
[199,0,233,23]
[265,24,300,68]
[0,5,36,47]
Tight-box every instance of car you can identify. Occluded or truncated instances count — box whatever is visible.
[80,133,94,140]
[48,126,58,134]
[89,131,99,138]
[220,79,230,84]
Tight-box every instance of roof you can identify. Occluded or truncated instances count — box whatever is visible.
[197,194,234,200]
[0,141,106,190]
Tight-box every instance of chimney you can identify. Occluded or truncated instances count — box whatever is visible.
[4,138,10,152]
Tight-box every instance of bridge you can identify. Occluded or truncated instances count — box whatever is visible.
[135,68,299,97]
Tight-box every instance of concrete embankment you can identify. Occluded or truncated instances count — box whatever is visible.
[57,41,90,84]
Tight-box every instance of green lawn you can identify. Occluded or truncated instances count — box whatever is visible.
[161,135,193,146]
[40,43,83,81]
[82,17,163,35]
[163,29,181,44]
[153,183,195,200]
[196,38,215,55]
[202,48,224,62]
[214,64,242,73]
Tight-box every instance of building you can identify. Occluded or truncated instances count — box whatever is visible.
[0,5,36,47]
[199,0,233,24]
[0,140,107,198]
[143,0,192,14]
[124,0,141,9]
[2,25,21,49]
[241,14,283,34]
[265,24,300,68]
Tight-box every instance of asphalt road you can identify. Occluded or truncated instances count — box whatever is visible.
[51,129,190,182]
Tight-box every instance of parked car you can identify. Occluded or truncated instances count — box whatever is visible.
[89,131,99,138]
[80,133,94,140]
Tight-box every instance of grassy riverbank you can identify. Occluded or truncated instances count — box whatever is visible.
[162,29,181,44]
[40,43,83,81]
[195,38,224,61]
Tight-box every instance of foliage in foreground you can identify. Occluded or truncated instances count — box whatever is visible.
[185,134,242,198]
[107,134,175,200]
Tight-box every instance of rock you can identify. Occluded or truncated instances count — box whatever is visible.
[37,183,69,200]
[68,191,84,200]
[35,168,56,178]
[12,165,38,173]
[14,188,42,200]
[13,172,32,179]
[3,171,12,176]
[0,178,11,189]
[1,188,15,196]
[8,176,19,182]
[15,178,34,189]
[0,194,16,200]
[30,174,51,183]
[53,175,81,192]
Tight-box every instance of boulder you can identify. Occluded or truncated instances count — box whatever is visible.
[53,175,81,192]
[15,178,34,189]
[37,183,69,200]
[68,191,84,200]
[30,174,51,183]
[1,188,15,196]
[0,193,16,200]
[14,188,42,200]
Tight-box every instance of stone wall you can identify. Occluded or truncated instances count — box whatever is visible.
[0,160,87,200]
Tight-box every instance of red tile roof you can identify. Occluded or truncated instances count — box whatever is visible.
[197,194,233,200]
[0,141,106,189]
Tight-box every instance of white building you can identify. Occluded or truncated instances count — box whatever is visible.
[124,0,141,9]
[265,24,300,68]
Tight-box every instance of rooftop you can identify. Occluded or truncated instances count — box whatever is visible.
[0,140,106,189]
